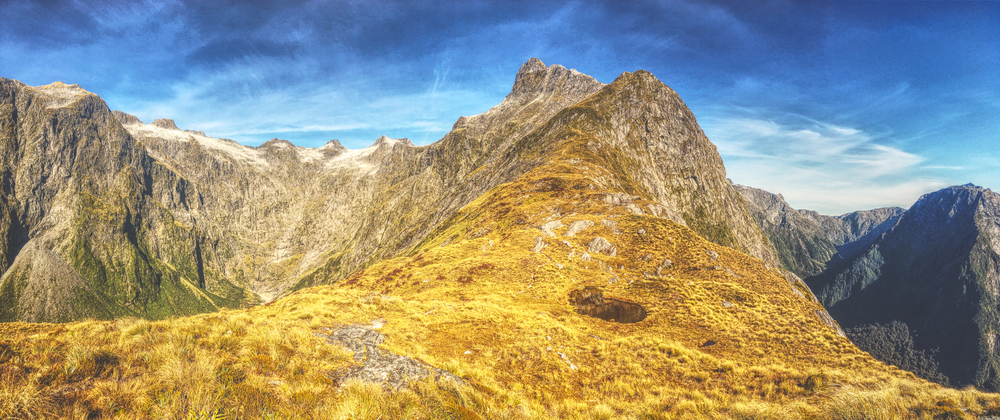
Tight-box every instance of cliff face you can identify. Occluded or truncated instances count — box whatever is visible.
[0,59,776,322]
[0,80,250,322]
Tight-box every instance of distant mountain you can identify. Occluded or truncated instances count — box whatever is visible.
[0,59,778,322]
[735,184,902,278]
[741,182,1000,390]
[806,184,1000,390]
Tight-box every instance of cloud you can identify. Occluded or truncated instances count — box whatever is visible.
[703,115,945,214]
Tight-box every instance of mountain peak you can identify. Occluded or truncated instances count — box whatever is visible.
[260,138,295,149]
[151,118,180,130]
[517,57,547,76]
[32,81,93,109]
[321,139,346,150]
[507,58,603,104]
[373,135,412,148]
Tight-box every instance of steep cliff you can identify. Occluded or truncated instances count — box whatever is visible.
[0,79,252,322]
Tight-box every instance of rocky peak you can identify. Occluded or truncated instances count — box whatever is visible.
[733,184,796,225]
[111,110,143,125]
[32,81,93,109]
[373,135,412,148]
[260,138,295,149]
[910,184,989,217]
[321,139,347,152]
[151,118,180,130]
[506,58,603,103]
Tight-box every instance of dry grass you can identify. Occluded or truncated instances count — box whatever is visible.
[3,143,1000,419]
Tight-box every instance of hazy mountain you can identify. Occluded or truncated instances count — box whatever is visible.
[735,184,902,278]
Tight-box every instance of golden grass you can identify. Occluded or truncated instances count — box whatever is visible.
[3,142,1000,419]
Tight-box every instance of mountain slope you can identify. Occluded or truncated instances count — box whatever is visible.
[806,184,1000,390]
[736,184,902,279]
[0,80,252,322]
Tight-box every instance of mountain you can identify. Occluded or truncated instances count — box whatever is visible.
[806,184,1000,390]
[736,184,903,279]
[0,80,253,322]
[0,59,776,323]
[2,62,992,418]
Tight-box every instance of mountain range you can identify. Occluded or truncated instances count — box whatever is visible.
[0,58,774,322]
[1,59,999,418]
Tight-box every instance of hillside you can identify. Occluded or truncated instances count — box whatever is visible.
[2,62,999,418]
[0,80,254,322]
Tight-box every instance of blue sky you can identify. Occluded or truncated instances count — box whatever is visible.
[2,1,997,214]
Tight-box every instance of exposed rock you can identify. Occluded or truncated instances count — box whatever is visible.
[604,193,637,206]
[587,237,617,257]
[706,250,718,261]
[111,110,143,125]
[540,220,564,237]
[316,324,464,390]
[532,237,547,253]
[601,219,622,234]
[565,220,594,237]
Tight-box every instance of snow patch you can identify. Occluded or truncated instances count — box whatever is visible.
[124,120,392,173]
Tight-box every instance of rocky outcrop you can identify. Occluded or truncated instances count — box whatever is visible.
[316,323,464,389]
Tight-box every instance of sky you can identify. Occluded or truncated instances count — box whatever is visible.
[2,0,997,215]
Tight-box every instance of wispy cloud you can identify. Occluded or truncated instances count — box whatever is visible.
[704,115,946,214]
